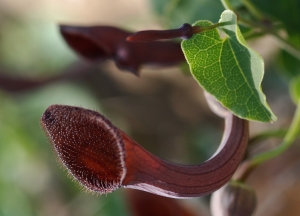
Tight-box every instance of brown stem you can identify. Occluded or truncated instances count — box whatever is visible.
[41,104,248,198]
[127,23,194,42]
[126,23,221,43]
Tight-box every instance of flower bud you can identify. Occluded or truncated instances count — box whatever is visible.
[211,181,256,216]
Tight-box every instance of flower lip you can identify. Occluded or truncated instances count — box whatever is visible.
[41,105,126,194]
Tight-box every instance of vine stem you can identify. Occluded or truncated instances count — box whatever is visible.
[251,100,300,166]
[236,100,300,181]
[220,0,234,10]
[271,33,300,61]
[248,129,287,146]
[193,23,220,34]
[233,100,300,182]
[241,0,263,20]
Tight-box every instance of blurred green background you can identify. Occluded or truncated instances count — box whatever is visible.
[0,0,300,216]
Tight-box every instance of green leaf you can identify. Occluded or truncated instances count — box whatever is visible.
[181,10,276,122]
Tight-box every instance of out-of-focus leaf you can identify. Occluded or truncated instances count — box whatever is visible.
[151,0,224,28]
[251,0,300,35]
[182,10,276,122]
[0,95,41,216]
[99,191,130,216]
[290,76,300,104]
[60,25,185,75]
[0,21,76,76]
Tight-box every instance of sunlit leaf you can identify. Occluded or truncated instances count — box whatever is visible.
[182,10,276,122]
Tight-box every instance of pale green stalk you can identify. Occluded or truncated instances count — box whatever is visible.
[250,101,300,167]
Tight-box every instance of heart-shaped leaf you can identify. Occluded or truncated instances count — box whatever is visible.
[182,10,276,122]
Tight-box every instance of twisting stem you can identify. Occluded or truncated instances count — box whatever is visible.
[251,101,300,166]
[127,23,221,42]
[220,0,234,10]
[241,0,263,20]
[248,129,287,146]
[271,33,300,61]
[236,101,300,181]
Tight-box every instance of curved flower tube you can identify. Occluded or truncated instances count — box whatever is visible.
[41,100,248,198]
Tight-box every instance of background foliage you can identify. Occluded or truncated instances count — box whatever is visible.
[0,0,299,215]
